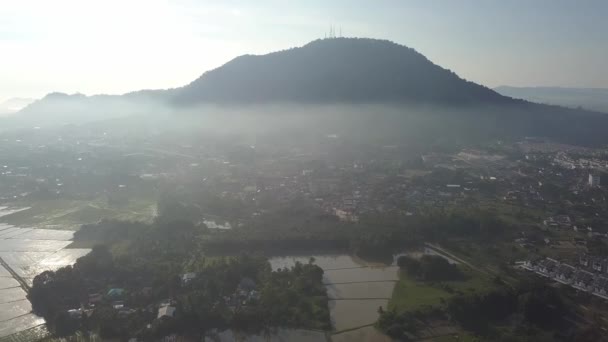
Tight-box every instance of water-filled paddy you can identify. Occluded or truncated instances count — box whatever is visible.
[0,277,20,290]
[0,206,91,338]
[0,313,45,337]
[0,300,32,322]
[328,299,389,332]
[323,266,399,284]
[270,254,398,334]
[326,281,396,299]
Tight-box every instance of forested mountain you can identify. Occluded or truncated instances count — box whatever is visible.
[173,38,513,105]
[8,38,608,146]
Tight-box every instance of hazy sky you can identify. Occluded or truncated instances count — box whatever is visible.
[2,0,608,102]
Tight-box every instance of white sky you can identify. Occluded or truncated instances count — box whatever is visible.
[2,0,608,102]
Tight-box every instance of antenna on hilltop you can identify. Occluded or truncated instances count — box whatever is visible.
[325,25,343,39]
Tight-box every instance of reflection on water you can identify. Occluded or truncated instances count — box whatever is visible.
[0,287,28,304]
[0,206,91,339]
[1,207,398,339]
[0,300,32,322]
[0,313,45,338]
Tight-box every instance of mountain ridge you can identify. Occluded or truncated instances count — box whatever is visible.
[173,38,515,105]
[7,37,608,146]
[16,38,523,112]
[0,97,35,116]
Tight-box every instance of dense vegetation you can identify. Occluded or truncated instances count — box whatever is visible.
[175,38,509,105]
[397,255,465,281]
[29,217,330,339]
[377,280,575,341]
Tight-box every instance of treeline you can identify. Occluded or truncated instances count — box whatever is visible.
[397,255,465,282]
[201,202,514,259]
[73,199,515,264]
[377,279,582,341]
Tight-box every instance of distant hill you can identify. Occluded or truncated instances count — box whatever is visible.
[174,38,512,105]
[2,91,168,130]
[0,97,35,116]
[7,38,608,146]
[495,86,608,114]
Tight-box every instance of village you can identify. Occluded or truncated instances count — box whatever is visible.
[3,121,608,340]
[520,254,608,300]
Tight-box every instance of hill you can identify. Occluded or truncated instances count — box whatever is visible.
[7,38,608,146]
[495,86,608,113]
[2,91,169,130]
[174,38,512,105]
[0,97,35,116]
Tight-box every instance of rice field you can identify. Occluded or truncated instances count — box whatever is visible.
[0,198,157,230]
[326,281,396,300]
[270,254,397,336]
[328,299,389,332]
[0,207,92,339]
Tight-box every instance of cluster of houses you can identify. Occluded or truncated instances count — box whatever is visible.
[521,257,608,299]
[224,277,260,310]
[182,272,260,312]
[543,215,572,229]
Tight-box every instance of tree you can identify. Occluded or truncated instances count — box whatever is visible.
[518,285,566,329]
[397,255,422,277]
[53,311,80,337]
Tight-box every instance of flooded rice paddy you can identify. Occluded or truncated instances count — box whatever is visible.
[270,254,399,338]
[0,206,439,340]
[0,207,91,339]
[326,281,395,300]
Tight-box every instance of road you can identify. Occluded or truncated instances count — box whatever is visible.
[424,243,490,275]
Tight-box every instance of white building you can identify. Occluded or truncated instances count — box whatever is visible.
[589,173,601,187]
[158,304,176,319]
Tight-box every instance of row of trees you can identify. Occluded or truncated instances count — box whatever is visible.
[397,255,465,281]
[377,280,570,341]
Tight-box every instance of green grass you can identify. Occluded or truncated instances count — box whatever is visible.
[0,197,157,230]
[447,268,495,293]
[388,267,496,314]
[388,273,451,312]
